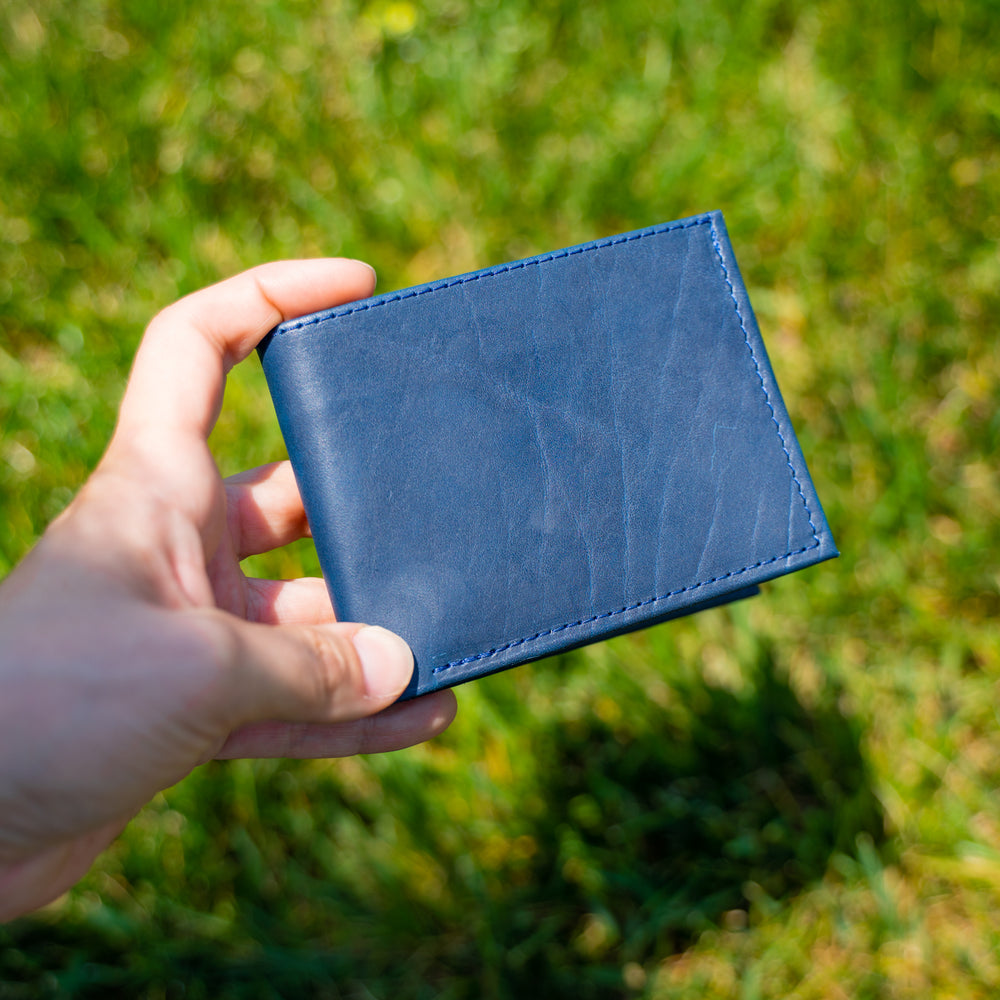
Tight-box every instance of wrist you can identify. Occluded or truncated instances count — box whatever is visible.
[0,851,60,922]
[0,826,119,923]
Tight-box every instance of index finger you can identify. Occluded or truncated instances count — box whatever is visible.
[115,258,376,443]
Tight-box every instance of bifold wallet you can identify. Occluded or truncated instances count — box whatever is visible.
[259,211,837,699]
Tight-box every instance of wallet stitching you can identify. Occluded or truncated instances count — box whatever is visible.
[432,542,820,673]
[707,220,821,545]
[270,217,710,332]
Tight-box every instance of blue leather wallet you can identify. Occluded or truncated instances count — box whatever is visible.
[259,211,837,699]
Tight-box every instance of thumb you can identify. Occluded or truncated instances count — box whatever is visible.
[201,614,415,728]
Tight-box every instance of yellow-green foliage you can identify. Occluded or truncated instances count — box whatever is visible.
[1,0,998,996]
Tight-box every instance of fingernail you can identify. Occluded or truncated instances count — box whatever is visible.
[352,625,413,698]
[354,259,377,285]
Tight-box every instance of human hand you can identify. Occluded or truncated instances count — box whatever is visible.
[0,259,457,921]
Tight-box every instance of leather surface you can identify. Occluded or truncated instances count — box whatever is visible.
[259,211,837,699]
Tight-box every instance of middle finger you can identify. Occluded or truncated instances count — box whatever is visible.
[225,460,310,559]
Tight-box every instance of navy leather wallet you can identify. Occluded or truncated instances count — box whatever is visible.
[259,211,837,699]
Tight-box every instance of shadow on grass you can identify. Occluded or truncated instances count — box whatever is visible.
[404,643,884,997]
[522,646,881,955]
[0,646,882,1000]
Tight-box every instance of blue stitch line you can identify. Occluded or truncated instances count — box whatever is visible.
[432,540,820,673]
[270,216,711,334]
[706,220,820,541]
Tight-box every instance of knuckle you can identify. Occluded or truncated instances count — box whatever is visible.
[347,714,376,756]
[307,628,363,713]
[182,610,243,695]
[199,612,243,670]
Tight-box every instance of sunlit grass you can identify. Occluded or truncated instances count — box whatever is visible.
[2,0,999,996]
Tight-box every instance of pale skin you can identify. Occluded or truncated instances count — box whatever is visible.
[0,259,457,921]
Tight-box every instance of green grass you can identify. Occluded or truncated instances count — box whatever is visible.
[2,0,999,995]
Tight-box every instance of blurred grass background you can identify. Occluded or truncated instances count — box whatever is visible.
[1,0,998,995]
